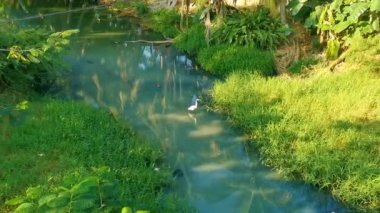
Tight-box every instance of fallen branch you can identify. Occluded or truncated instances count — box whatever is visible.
[329,50,349,71]
[123,39,174,44]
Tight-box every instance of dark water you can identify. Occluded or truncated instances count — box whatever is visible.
[6,2,349,212]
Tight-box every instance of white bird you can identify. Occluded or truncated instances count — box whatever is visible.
[188,98,200,112]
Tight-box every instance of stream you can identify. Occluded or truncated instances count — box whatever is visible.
[8,2,348,212]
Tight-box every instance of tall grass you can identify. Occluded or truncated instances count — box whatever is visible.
[0,100,188,212]
[174,24,207,56]
[149,9,180,38]
[211,36,380,211]
[197,45,275,77]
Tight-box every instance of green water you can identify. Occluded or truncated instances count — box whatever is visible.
[7,2,348,212]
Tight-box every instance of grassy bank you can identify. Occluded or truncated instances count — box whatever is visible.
[0,99,188,212]
[211,36,380,211]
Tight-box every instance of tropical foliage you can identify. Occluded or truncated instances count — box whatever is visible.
[0,22,78,91]
[212,7,291,50]
[289,0,380,59]
[150,9,181,38]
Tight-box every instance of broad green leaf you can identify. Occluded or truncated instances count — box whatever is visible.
[372,18,379,31]
[47,195,70,208]
[346,2,370,22]
[330,0,343,11]
[26,186,43,200]
[5,196,25,206]
[29,48,41,57]
[26,54,40,64]
[38,194,56,207]
[71,199,96,210]
[370,0,380,11]
[14,203,36,213]
[16,101,28,110]
[334,20,352,33]
[121,207,133,213]
[61,29,80,38]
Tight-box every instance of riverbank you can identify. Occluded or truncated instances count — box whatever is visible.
[137,5,380,211]
[210,35,380,211]
[0,98,190,212]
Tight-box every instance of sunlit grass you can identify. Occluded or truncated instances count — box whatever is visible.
[211,35,380,211]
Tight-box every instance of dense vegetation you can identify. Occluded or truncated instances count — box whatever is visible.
[1,100,187,212]
[211,35,380,211]
[1,0,379,212]
[144,0,379,211]
[0,2,189,212]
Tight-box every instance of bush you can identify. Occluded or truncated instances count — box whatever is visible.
[197,45,275,77]
[0,100,190,212]
[135,1,150,17]
[174,24,207,55]
[212,7,291,50]
[150,9,180,38]
[0,23,78,92]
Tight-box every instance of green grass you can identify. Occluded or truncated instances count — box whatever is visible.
[149,9,180,38]
[287,56,320,74]
[174,24,207,56]
[0,99,188,212]
[211,36,380,211]
[197,45,275,77]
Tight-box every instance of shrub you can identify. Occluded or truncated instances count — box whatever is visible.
[0,23,78,92]
[150,9,180,38]
[135,1,150,17]
[212,7,291,50]
[197,45,275,77]
[174,24,207,55]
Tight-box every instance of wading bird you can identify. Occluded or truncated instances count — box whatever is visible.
[188,95,200,112]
